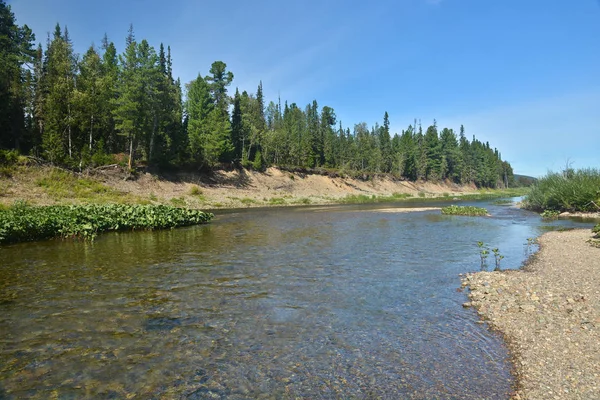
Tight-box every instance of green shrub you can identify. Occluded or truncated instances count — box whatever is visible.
[441,205,488,216]
[0,149,19,165]
[540,209,560,219]
[189,185,203,196]
[268,197,286,205]
[35,169,121,200]
[170,197,186,207]
[524,168,600,212]
[252,150,264,171]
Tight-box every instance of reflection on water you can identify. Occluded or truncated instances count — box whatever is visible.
[0,199,594,398]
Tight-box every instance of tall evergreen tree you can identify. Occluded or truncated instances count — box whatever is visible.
[113,25,141,169]
[41,24,77,162]
[0,0,36,150]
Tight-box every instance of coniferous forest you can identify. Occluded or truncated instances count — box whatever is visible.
[0,1,514,188]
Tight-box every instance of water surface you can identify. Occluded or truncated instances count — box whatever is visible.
[0,199,594,398]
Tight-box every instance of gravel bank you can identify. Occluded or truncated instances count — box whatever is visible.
[462,229,600,400]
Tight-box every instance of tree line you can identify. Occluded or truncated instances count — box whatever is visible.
[0,1,514,187]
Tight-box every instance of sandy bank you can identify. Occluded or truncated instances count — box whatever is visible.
[0,166,480,208]
[462,229,600,399]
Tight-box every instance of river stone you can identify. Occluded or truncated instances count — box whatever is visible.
[519,304,536,312]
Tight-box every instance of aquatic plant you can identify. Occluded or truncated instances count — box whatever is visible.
[540,209,560,219]
[441,205,488,216]
[0,203,214,244]
[477,241,489,270]
[524,237,538,257]
[492,248,504,271]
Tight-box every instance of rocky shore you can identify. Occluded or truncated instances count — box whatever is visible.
[462,229,600,399]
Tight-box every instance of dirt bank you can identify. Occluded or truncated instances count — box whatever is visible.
[462,229,600,399]
[0,165,479,208]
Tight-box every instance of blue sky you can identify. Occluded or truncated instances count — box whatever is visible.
[7,0,600,177]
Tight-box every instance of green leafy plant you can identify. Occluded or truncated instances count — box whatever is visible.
[492,248,504,271]
[0,203,214,244]
[540,209,560,219]
[477,241,490,270]
[442,205,488,216]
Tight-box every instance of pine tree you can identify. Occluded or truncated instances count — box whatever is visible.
[113,25,141,169]
[185,74,213,165]
[99,35,118,153]
[41,24,77,163]
[0,0,36,151]
[75,45,103,159]
[378,112,392,173]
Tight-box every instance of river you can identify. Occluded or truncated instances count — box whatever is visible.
[0,199,594,399]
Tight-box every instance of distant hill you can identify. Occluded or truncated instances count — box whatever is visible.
[514,174,537,187]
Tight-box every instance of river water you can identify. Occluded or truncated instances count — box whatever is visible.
[0,199,594,399]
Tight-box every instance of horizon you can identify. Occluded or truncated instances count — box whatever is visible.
[7,0,600,177]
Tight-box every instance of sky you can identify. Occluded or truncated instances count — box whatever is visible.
[7,0,600,177]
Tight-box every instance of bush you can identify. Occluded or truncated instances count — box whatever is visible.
[0,149,19,165]
[252,150,264,171]
[524,168,600,212]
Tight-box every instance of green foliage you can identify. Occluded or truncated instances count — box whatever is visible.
[477,241,489,270]
[268,197,286,205]
[292,197,311,205]
[252,150,264,171]
[592,224,600,239]
[441,205,488,216]
[1,3,517,189]
[492,199,513,205]
[35,169,123,201]
[540,209,560,219]
[524,168,600,212]
[0,149,19,165]
[188,185,202,196]
[491,248,504,271]
[170,197,186,207]
[0,203,213,244]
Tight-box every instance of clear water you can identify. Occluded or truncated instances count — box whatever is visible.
[0,199,594,399]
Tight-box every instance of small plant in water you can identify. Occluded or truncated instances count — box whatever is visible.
[442,205,488,216]
[540,209,560,219]
[492,248,504,271]
[524,237,538,257]
[477,241,490,270]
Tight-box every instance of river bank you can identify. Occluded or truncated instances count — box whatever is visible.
[462,229,600,399]
[0,165,525,210]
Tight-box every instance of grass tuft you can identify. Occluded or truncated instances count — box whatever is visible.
[523,168,600,212]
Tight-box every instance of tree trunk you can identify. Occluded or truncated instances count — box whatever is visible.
[89,114,94,151]
[149,113,157,164]
[128,133,135,170]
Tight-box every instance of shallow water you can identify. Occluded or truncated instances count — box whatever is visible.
[0,199,594,398]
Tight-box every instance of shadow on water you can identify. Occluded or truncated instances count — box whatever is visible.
[0,197,595,398]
